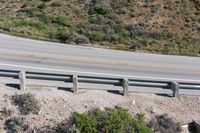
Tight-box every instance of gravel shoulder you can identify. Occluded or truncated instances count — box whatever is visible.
[0,85,200,132]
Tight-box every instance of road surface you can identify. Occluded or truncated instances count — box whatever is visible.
[0,33,200,82]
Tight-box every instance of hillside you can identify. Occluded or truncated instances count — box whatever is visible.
[0,0,200,56]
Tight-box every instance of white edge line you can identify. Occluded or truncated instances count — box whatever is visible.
[0,62,199,82]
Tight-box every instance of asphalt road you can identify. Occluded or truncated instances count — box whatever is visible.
[0,33,200,82]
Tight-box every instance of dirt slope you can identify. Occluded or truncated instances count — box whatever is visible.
[0,85,200,132]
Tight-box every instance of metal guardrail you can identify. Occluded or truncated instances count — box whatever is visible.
[0,69,200,97]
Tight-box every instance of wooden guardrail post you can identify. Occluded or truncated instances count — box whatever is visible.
[171,81,179,98]
[73,74,78,93]
[19,71,26,91]
[123,78,129,96]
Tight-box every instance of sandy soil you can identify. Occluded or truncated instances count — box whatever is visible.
[0,84,200,132]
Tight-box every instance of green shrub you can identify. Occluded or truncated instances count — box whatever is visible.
[20,7,36,17]
[52,16,68,26]
[4,117,28,133]
[37,2,46,9]
[30,22,47,31]
[89,31,105,42]
[110,33,121,42]
[117,7,129,14]
[163,0,175,10]
[51,1,62,7]
[114,25,130,38]
[94,4,109,15]
[71,33,90,44]
[55,30,71,42]
[14,20,29,27]
[89,4,109,15]
[37,13,68,26]
[72,107,152,133]
[11,93,40,115]
[73,112,97,133]
[20,0,32,3]
[31,107,151,133]
[41,0,51,2]
[36,13,52,23]
[89,15,99,24]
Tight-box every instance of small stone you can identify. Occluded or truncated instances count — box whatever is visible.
[63,99,67,102]
[100,107,104,111]
[132,100,136,105]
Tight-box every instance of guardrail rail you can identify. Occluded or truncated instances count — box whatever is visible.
[0,69,200,97]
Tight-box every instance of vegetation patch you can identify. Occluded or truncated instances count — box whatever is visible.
[149,114,182,133]
[4,116,28,133]
[51,1,62,7]
[33,107,152,133]
[0,0,200,56]
[0,108,12,118]
[11,93,40,115]
[73,107,151,133]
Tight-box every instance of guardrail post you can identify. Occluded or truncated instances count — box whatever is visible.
[19,71,26,91]
[123,78,129,96]
[171,81,179,98]
[73,75,78,93]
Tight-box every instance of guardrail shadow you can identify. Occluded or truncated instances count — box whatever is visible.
[155,93,171,97]
[5,83,20,90]
[107,90,124,96]
[58,87,73,93]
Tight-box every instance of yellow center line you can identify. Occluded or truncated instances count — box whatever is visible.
[0,51,200,72]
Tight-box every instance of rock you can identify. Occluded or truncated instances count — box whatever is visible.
[188,120,200,133]
[63,98,67,102]
[91,100,95,104]
[132,100,136,105]
[100,107,104,111]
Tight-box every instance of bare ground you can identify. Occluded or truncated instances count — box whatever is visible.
[0,84,200,132]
